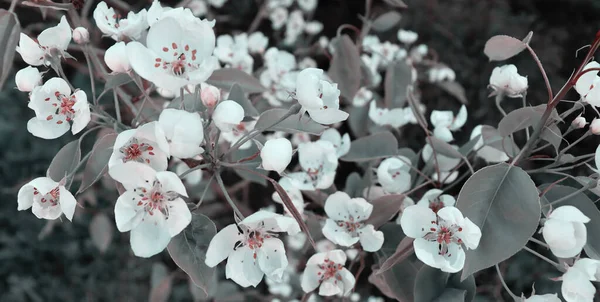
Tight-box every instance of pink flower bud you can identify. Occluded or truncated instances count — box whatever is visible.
[201,84,220,108]
[572,116,587,129]
[15,66,42,92]
[591,118,600,135]
[73,27,90,44]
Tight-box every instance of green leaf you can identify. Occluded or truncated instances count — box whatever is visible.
[0,10,20,90]
[483,33,531,61]
[436,81,468,104]
[344,172,363,198]
[255,108,327,135]
[371,11,402,32]
[480,125,519,157]
[167,92,206,113]
[89,213,113,253]
[414,266,476,302]
[539,184,600,260]
[384,60,413,108]
[328,35,361,100]
[365,194,406,228]
[456,163,541,280]
[77,132,117,194]
[230,144,267,186]
[341,131,398,162]
[433,289,467,302]
[348,104,370,138]
[228,83,259,117]
[497,105,560,137]
[428,136,462,159]
[540,123,562,151]
[459,134,481,156]
[382,0,408,8]
[47,140,82,188]
[103,73,133,91]
[167,213,217,296]
[206,68,266,93]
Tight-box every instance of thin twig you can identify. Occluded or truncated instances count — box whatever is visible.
[523,246,560,268]
[215,172,245,219]
[495,264,519,301]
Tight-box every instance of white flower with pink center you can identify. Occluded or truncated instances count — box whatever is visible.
[111,162,190,257]
[416,189,456,213]
[422,143,461,184]
[260,48,297,106]
[272,177,305,217]
[575,61,600,107]
[205,211,300,287]
[400,205,481,273]
[17,177,77,221]
[27,78,90,139]
[295,68,349,125]
[287,140,338,190]
[158,109,205,159]
[16,16,71,66]
[319,128,350,158]
[322,192,384,252]
[559,258,600,302]
[430,105,467,142]
[108,122,170,173]
[489,64,528,98]
[220,121,255,150]
[93,1,148,41]
[301,250,356,296]
[127,17,219,92]
[376,157,412,194]
[368,101,418,128]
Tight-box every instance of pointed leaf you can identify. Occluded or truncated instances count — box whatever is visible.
[428,136,462,159]
[540,123,562,151]
[365,194,406,228]
[436,81,468,104]
[255,108,327,135]
[385,60,413,108]
[104,73,133,91]
[47,140,82,187]
[414,266,476,302]
[483,33,531,61]
[372,11,402,32]
[228,83,259,117]
[89,213,113,253]
[342,131,398,162]
[0,10,20,90]
[206,68,266,93]
[328,35,361,100]
[382,0,408,8]
[78,132,117,194]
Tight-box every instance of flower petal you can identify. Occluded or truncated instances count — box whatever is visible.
[114,191,145,232]
[155,171,188,197]
[163,198,191,236]
[549,206,591,223]
[258,238,288,282]
[225,246,264,287]
[322,219,360,247]
[400,205,437,239]
[205,224,243,267]
[109,161,157,190]
[129,212,172,257]
[358,224,384,252]
[59,186,77,221]
[27,117,70,139]
[323,191,351,220]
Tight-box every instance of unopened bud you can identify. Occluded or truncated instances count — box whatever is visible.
[15,66,42,92]
[572,116,587,129]
[73,27,90,44]
[590,118,600,135]
[201,84,220,108]
[104,42,131,73]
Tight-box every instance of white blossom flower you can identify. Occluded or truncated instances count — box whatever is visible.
[93,2,148,41]
[591,118,600,135]
[174,160,202,185]
[108,121,170,172]
[295,68,349,125]
[200,83,220,108]
[214,34,249,63]
[315,239,336,253]
[27,78,90,139]
[205,211,300,287]
[430,105,467,142]
[376,157,412,194]
[353,87,373,107]
[208,0,227,8]
[575,61,600,107]
[269,7,289,30]
[560,258,600,302]
[16,16,72,66]
[110,162,190,257]
[428,66,456,82]
[248,32,269,53]
[319,129,350,158]
[572,115,587,129]
[220,120,256,149]
[368,101,418,128]
[523,294,561,302]
[15,66,42,92]
[422,143,461,184]
[410,44,429,62]
[291,132,311,146]
[228,52,254,74]
[397,29,418,44]
[297,0,318,11]
[322,192,384,252]
[284,10,305,45]
[261,48,297,106]
[298,57,317,69]
[542,205,590,258]
[158,109,204,158]
[272,177,305,217]
[361,54,382,86]
[287,141,338,190]
[362,35,381,53]
[212,100,245,132]
[304,21,323,35]
[417,189,455,213]
[265,264,295,297]
[400,205,481,272]
[104,42,131,73]
[470,125,509,163]
[267,0,294,9]
[127,17,219,92]
[17,177,76,221]
[261,138,293,174]
[186,0,208,16]
[301,250,356,296]
[489,64,528,98]
[72,27,90,44]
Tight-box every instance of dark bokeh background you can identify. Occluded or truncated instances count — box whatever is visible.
[2,0,600,301]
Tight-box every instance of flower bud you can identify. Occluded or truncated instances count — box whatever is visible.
[212,100,244,132]
[15,66,42,92]
[260,138,293,174]
[572,116,587,129]
[397,29,418,44]
[104,42,131,73]
[200,84,220,108]
[591,118,600,135]
[73,27,90,44]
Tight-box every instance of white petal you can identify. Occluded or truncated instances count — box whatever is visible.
[319,278,343,296]
[261,138,293,174]
[109,161,157,190]
[71,90,91,135]
[573,258,600,281]
[549,206,591,223]
[225,246,264,287]
[163,198,191,236]
[129,213,172,257]
[322,219,360,247]
[561,269,596,302]
[296,68,324,110]
[242,211,300,235]
[576,62,600,96]
[301,263,321,293]
[146,17,183,57]
[455,217,482,250]
[17,183,35,211]
[439,243,466,273]
[339,268,356,296]
[104,42,131,73]
[413,238,448,271]
[205,224,243,267]
[450,105,468,130]
[114,191,145,232]
[16,33,44,66]
[38,16,72,51]
[27,117,70,139]
[155,171,188,197]
[26,177,58,195]
[358,224,384,252]
[327,249,348,265]
[323,191,351,220]
[433,127,454,142]
[258,238,289,282]
[400,205,437,239]
[59,186,77,221]
[307,108,349,125]
[430,110,454,128]
[345,197,373,222]
[213,100,244,132]
[31,199,63,220]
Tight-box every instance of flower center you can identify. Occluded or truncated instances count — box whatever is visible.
[119,138,156,164]
[429,199,445,214]
[317,258,343,283]
[33,186,60,208]
[154,43,201,78]
[336,217,362,234]
[134,180,179,218]
[43,91,78,125]
[423,219,463,256]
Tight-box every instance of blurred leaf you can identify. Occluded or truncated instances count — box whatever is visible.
[407,86,428,128]
[540,124,562,152]
[376,236,414,274]
[382,0,408,8]
[0,10,20,90]
[328,35,361,100]
[459,134,481,156]
[168,92,206,112]
[167,213,217,296]
[78,132,117,194]
[342,132,398,162]
[348,104,370,137]
[207,68,266,93]
[149,275,173,302]
[255,109,327,135]
[104,73,132,91]
[89,213,113,253]
[539,184,600,260]
[414,266,476,302]
[151,263,169,288]
[483,33,532,61]
[480,125,519,157]
[365,194,406,228]
[228,83,259,117]
[344,172,363,198]
[385,60,412,108]
[372,11,402,32]
[47,140,81,187]
[231,144,267,186]
[456,163,540,280]
[436,81,468,104]
[428,136,462,159]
